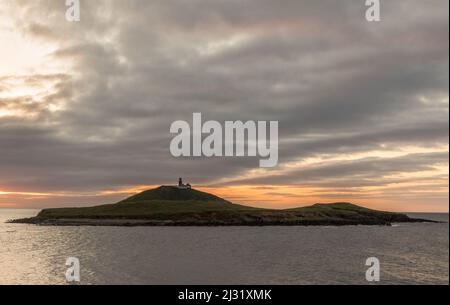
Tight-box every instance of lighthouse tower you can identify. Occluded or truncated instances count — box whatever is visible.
[177,178,192,189]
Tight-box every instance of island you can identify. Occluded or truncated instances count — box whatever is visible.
[10,182,435,227]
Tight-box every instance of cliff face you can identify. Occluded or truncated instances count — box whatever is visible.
[10,187,435,226]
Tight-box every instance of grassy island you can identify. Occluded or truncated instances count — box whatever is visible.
[10,186,434,227]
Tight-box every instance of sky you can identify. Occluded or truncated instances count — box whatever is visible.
[0,0,448,212]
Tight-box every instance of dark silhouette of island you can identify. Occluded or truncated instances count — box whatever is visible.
[11,181,436,227]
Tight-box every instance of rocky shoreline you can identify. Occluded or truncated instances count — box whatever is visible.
[9,216,437,227]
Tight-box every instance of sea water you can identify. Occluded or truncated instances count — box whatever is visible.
[0,209,448,285]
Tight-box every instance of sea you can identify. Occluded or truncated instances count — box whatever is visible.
[0,209,448,285]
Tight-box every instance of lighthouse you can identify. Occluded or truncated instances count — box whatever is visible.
[177,178,192,189]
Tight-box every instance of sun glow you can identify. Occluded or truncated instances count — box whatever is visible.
[0,3,60,76]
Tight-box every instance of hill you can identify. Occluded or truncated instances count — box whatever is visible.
[10,186,435,226]
[119,186,233,204]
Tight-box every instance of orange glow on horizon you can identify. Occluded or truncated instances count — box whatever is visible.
[2,181,445,213]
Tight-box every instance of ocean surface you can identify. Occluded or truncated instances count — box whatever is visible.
[0,209,448,285]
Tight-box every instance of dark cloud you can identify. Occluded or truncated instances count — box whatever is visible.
[0,0,448,208]
[220,152,448,186]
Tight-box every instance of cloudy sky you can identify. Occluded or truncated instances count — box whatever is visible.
[0,0,448,211]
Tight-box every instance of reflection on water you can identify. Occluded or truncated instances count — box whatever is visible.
[0,209,448,285]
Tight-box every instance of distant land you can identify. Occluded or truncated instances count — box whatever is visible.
[10,185,437,227]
